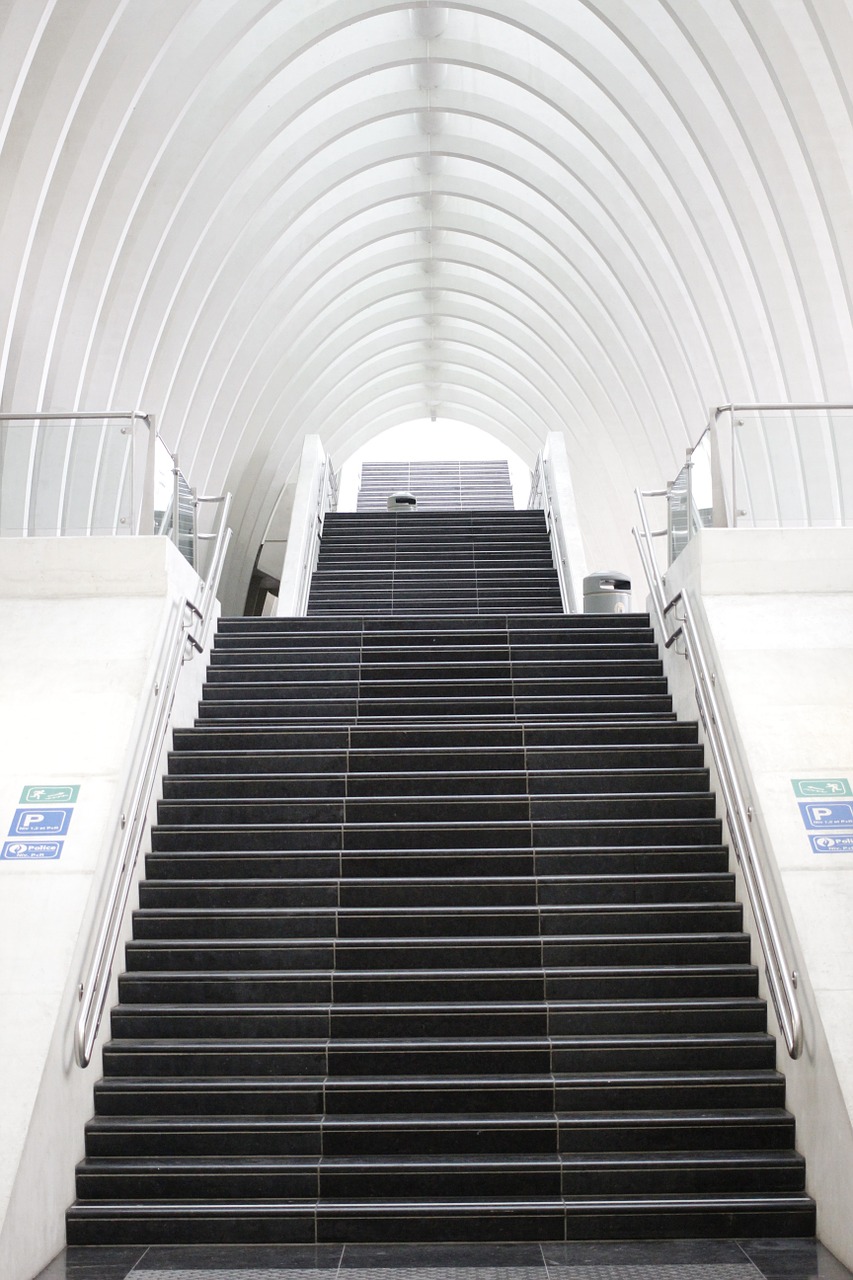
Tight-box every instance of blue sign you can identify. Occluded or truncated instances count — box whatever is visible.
[2,840,63,861]
[799,802,853,831]
[9,807,73,838]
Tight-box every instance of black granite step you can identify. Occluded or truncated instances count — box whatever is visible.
[110,997,767,1038]
[83,1108,797,1158]
[130,901,744,940]
[117,963,760,1004]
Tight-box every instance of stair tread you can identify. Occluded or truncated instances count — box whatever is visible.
[85,1107,794,1129]
[78,1150,803,1171]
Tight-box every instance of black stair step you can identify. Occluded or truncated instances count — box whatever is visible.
[195,696,676,721]
[83,1107,797,1158]
[204,661,667,684]
[208,646,663,666]
[117,963,760,1004]
[171,721,699,752]
[122,934,752,971]
[155,793,717,826]
[144,845,732,882]
[160,768,712,801]
[142,844,727,885]
[129,902,744,940]
[91,1068,790,1117]
[137,870,736,909]
[110,997,768,1038]
[149,818,724,852]
[74,1148,806,1201]
[218,609,650,630]
[100,1033,777,1077]
[64,1191,816,1246]
[165,746,707,777]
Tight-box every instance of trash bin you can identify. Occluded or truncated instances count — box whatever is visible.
[583,571,631,614]
[387,491,417,512]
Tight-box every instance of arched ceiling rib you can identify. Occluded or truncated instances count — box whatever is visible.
[2,0,853,609]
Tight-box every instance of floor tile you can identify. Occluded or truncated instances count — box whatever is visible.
[132,1271,340,1280]
[33,1240,853,1280]
[137,1247,344,1270]
[738,1238,853,1278]
[339,1244,547,1267]
[541,1241,751,1267]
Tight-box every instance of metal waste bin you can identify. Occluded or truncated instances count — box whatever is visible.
[387,491,417,512]
[583,570,631,614]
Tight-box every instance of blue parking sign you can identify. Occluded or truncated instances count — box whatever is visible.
[9,807,74,838]
[800,802,853,831]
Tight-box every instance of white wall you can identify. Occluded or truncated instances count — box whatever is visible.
[662,528,853,1267]
[0,537,213,1280]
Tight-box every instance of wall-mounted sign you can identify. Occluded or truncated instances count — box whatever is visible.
[810,835,853,854]
[792,778,852,799]
[2,784,80,864]
[2,840,63,861]
[799,802,853,831]
[9,806,74,838]
[19,784,80,804]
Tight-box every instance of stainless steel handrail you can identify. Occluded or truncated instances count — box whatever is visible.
[715,402,853,415]
[528,450,573,612]
[632,492,803,1059]
[295,454,335,617]
[74,499,231,1067]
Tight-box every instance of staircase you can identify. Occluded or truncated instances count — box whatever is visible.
[67,510,815,1245]
[355,460,515,512]
[308,510,563,616]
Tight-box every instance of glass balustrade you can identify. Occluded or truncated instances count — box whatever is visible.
[0,412,229,577]
[729,407,853,528]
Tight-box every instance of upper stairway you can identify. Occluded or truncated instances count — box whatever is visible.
[308,510,563,615]
[66,510,815,1246]
[356,460,515,512]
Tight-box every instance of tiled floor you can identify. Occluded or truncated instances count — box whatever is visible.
[31,1239,853,1280]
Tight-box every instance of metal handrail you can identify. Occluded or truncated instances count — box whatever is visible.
[528,450,573,612]
[295,454,335,617]
[74,499,231,1067]
[632,495,803,1059]
[715,402,853,415]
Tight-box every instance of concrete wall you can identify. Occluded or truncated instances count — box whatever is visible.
[0,538,213,1280]
[661,528,853,1267]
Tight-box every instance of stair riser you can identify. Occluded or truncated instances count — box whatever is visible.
[136,872,736,909]
[123,938,752,970]
[111,1006,768,1038]
[76,1158,806,1201]
[149,821,724,851]
[117,969,760,1003]
[85,1116,797,1158]
[143,849,732,880]
[92,1074,788,1117]
[161,771,711,800]
[129,906,743,939]
[155,796,717,825]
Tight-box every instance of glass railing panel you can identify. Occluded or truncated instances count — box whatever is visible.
[732,409,853,527]
[667,429,713,563]
[0,416,137,535]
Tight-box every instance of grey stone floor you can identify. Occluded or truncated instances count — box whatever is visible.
[31,1239,853,1280]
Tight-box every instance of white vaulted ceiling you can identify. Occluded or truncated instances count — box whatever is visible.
[2,1,853,610]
